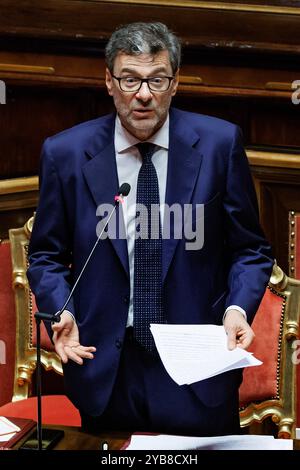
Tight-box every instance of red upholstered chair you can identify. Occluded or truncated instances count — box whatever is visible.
[0,240,16,407]
[239,263,300,438]
[0,218,80,426]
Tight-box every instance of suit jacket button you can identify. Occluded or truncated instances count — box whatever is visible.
[123,296,129,305]
[116,339,122,349]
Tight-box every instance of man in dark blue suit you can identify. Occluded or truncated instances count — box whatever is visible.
[27,22,273,436]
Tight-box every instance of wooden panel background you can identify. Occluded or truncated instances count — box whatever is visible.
[0,1,299,266]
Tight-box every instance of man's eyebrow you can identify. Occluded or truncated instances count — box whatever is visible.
[119,66,170,75]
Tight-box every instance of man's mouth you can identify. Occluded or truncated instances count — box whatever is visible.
[132,109,154,117]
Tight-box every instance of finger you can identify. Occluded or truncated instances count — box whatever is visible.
[52,314,74,332]
[52,321,69,332]
[236,326,255,348]
[226,329,237,350]
[237,333,254,350]
[55,343,69,364]
[69,345,95,359]
[64,346,84,365]
[75,350,94,359]
[76,346,97,353]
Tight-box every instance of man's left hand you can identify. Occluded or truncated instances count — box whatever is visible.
[223,309,255,350]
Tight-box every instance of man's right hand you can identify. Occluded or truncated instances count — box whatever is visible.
[52,311,96,365]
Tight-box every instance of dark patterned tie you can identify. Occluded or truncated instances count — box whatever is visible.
[133,142,165,352]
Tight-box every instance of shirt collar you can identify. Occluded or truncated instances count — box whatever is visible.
[115,114,169,153]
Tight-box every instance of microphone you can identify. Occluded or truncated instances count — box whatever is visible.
[31,183,131,450]
[118,182,130,197]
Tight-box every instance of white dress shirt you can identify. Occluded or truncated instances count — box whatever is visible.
[115,115,169,327]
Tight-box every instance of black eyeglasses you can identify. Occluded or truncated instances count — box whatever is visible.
[112,75,174,92]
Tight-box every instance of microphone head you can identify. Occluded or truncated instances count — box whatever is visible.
[118,183,131,197]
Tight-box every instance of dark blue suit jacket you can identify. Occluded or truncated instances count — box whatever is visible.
[27,108,273,416]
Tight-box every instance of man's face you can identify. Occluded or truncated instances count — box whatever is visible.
[105,50,179,140]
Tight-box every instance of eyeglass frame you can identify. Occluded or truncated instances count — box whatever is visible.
[111,74,175,92]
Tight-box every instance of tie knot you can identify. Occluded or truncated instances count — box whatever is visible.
[136,142,157,163]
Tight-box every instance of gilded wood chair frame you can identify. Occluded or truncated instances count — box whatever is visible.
[289,211,300,279]
[239,263,300,438]
[10,217,62,402]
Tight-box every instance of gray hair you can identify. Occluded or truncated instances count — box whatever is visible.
[105,22,181,74]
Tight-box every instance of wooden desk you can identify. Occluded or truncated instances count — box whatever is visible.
[12,424,300,451]
[14,425,130,450]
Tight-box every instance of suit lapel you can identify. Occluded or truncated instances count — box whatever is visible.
[82,115,129,278]
[162,110,203,283]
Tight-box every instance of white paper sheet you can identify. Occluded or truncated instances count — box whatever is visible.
[150,324,262,385]
[126,433,293,450]
[0,432,16,442]
[0,416,20,441]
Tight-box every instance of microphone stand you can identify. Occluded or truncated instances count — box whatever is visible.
[20,184,130,450]
[35,312,61,451]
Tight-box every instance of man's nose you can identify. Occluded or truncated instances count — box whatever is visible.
[136,82,152,101]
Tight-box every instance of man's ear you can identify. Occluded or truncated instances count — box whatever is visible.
[171,69,180,97]
[105,68,113,96]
